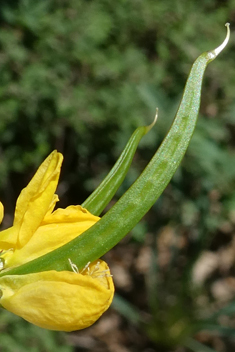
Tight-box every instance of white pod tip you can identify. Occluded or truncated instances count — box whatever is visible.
[208,23,230,60]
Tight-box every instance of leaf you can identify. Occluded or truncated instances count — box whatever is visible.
[184,337,218,352]
[112,294,143,326]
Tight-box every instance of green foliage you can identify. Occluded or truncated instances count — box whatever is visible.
[0,309,72,352]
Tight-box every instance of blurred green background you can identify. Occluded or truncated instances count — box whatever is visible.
[0,0,235,351]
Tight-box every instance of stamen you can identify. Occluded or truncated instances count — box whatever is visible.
[80,261,91,274]
[0,258,4,271]
[95,274,113,278]
[86,261,112,279]
[68,259,112,279]
[89,261,101,276]
[68,258,79,273]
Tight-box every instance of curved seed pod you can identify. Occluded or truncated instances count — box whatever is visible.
[82,113,158,216]
[0,24,230,277]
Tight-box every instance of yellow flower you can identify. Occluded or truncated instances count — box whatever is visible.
[0,151,114,331]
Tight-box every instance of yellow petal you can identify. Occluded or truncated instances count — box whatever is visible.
[45,194,59,216]
[0,151,63,249]
[0,261,114,331]
[0,202,3,225]
[0,203,16,251]
[3,205,100,268]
